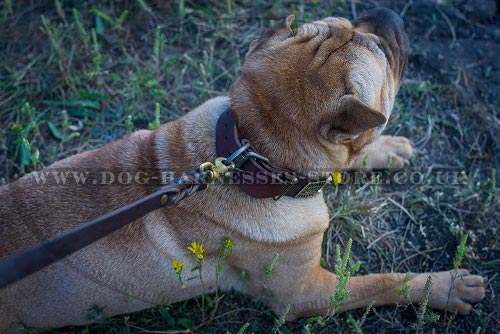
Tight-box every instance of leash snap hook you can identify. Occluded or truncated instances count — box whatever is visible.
[199,157,235,183]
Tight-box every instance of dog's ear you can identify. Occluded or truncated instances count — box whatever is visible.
[247,15,296,56]
[283,14,295,33]
[321,95,387,142]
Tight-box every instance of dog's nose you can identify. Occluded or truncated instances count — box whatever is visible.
[353,8,409,79]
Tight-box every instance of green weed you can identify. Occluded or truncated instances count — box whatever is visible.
[397,272,413,304]
[125,115,134,134]
[330,238,360,314]
[72,9,90,48]
[153,25,166,69]
[148,103,161,130]
[264,254,280,279]
[453,234,468,270]
[3,0,13,17]
[416,276,440,333]
[235,322,250,334]
[11,103,43,171]
[91,28,103,75]
[272,304,290,334]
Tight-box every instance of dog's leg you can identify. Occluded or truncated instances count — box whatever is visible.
[341,269,484,313]
[350,135,413,170]
[270,267,485,320]
[251,236,485,320]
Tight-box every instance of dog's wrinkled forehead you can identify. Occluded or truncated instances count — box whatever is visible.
[248,9,408,82]
[297,17,388,69]
[248,16,355,55]
[296,17,352,40]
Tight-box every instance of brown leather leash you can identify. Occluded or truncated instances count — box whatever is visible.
[0,171,216,289]
[0,109,330,289]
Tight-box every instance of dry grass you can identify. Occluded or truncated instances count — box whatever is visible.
[0,0,498,333]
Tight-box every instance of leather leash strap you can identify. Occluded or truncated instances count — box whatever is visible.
[0,172,209,289]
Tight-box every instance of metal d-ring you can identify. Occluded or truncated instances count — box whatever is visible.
[223,142,271,169]
[243,151,270,164]
[224,143,251,166]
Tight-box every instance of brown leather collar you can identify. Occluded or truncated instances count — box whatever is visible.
[216,109,329,199]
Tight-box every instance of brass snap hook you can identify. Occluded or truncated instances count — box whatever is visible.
[199,157,235,183]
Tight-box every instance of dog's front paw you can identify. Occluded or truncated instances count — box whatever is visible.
[352,135,413,170]
[420,269,485,315]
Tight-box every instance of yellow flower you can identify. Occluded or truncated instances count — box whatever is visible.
[224,238,233,250]
[171,260,183,273]
[188,242,204,260]
[332,171,342,186]
[11,123,21,131]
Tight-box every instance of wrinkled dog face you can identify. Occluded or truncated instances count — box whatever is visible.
[235,8,409,166]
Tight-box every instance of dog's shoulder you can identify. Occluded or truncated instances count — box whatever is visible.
[154,96,229,172]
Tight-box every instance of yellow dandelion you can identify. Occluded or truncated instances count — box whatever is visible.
[224,238,233,250]
[188,242,204,260]
[11,123,21,131]
[171,260,183,273]
[332,171,342,186]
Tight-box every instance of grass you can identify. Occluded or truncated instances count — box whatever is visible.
[330,238,360,314]
[1,0,498,333]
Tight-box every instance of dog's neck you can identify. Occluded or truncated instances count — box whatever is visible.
[228,84,352,175]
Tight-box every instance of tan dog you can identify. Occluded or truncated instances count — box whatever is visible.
[0,8,485,331]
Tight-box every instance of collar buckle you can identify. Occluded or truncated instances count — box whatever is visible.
[272,176,299,201]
